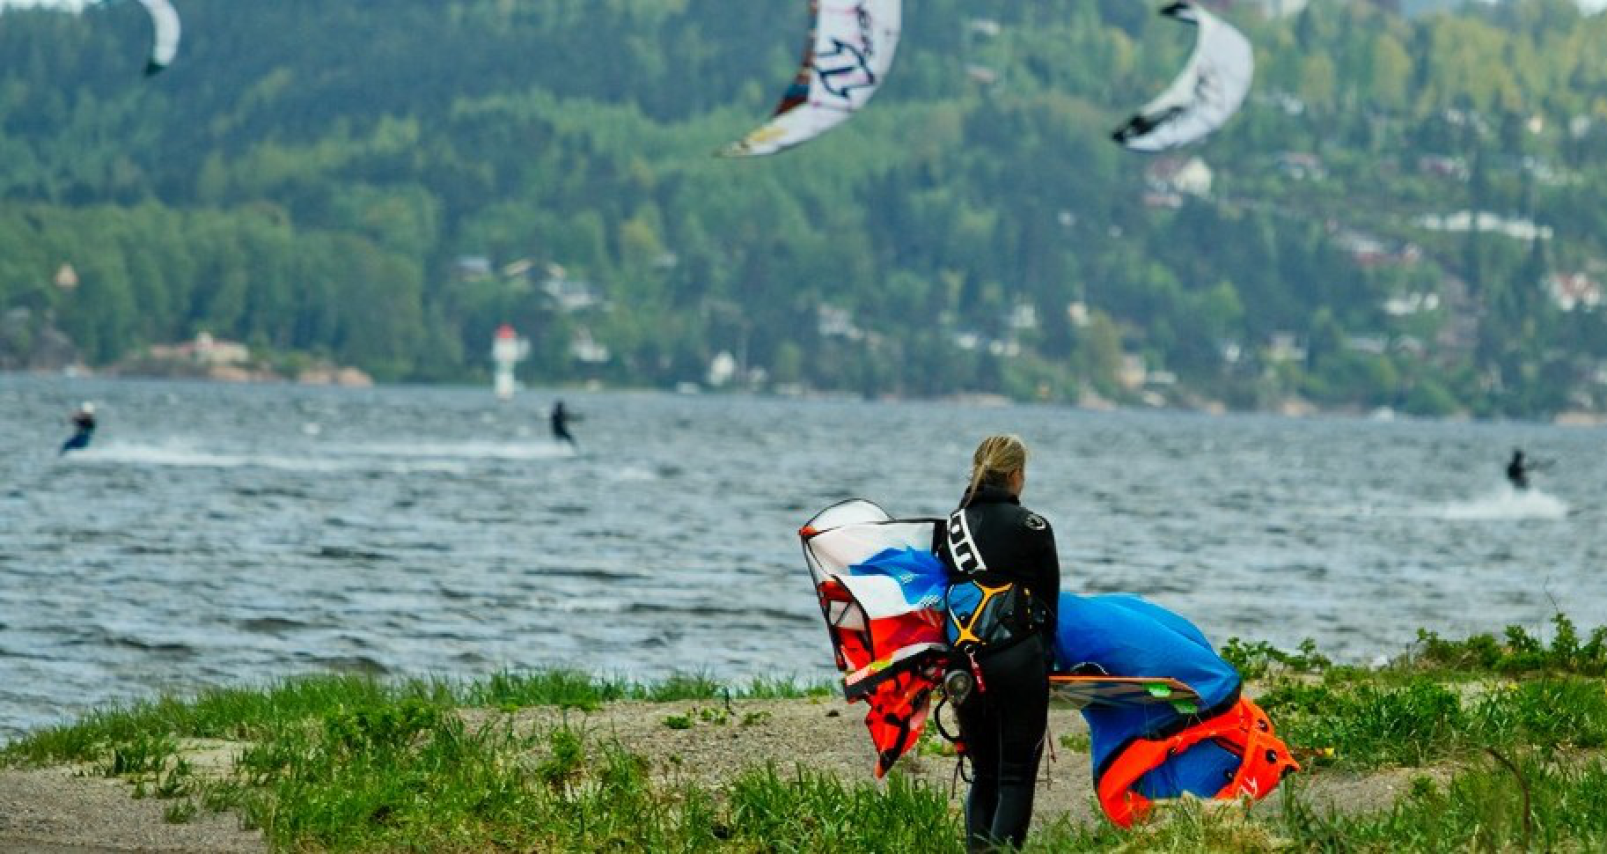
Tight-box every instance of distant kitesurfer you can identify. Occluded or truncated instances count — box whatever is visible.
[59,402,97,455]
[550,400,577,448]
[935,434,1060,853]
[1505,448,1552,491]
[1506,449,1529,490]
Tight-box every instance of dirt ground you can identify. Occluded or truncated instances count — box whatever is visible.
[0,697,1446,853]
[0,764,263,854]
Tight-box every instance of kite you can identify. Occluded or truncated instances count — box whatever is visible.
[131,0,181,75]
[1112,2,1252,152]
[723,0,901,157]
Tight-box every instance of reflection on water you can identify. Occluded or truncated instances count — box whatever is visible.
[2,376,1604,740]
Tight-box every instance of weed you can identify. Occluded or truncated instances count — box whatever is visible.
[534,725,585,792]
[96,733,178,778]
[1221,636,1331,680]
[740,710,772,727]
[916,729,957,759]
[1415,614,1607,677]
[323,698,442,754]
[152,756,193,799]
[1058,732,1091,752]
[662,714,693,730]
[162,798,199,824]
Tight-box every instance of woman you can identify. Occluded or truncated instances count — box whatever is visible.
[936,434,1060,852]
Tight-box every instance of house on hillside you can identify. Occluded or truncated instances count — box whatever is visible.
[1066,301,1091,328]
[1382,292,1441,316]
[453,256,494,281]
[1144,157,1213,209]
[1007,303,1038,333]
[1118,354,1148,391]
[817,305,864,341]
[570,329,610,365]
[1266,332,1306,365]
[1331,227,1421,269]
[147,332,250,367]
[1343,334,1390,356]
[1546,273,1604,312]
[543,266,603,313]
[1416,211,1552,242]
[1146,156,1214,199]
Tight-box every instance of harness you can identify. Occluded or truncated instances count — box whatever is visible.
[941,509,1047,656]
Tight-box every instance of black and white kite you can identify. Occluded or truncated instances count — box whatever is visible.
[1112,2,1252,153]
[132,0,181,75]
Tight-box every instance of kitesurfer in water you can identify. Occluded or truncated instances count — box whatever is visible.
[1506,449,1530,490]
[550,400,577,448]
[59,402,97,455]
[936,434,1060,853]
[1505,448,1551,491]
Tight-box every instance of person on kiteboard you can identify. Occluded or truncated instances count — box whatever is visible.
[1506,448,1530,490]
[550,399,577,448]
[1505,446,1558,491]
[59,401,97,456]
[935,434,1060,853]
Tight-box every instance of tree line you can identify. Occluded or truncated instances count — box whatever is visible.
[1,0,1605,415]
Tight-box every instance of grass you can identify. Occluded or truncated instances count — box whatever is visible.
[1252,623,1607,772]
[1413,614,1607,677]
[227,705,960,852]
[7,626,1607,851]
[1278,754,1607,853]
[2,669,830,767]
[1020,755,1607,853]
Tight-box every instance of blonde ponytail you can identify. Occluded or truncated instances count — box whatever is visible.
[964,434,1029,504]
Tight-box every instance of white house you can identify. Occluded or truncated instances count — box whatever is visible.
[1145,156,1214,199]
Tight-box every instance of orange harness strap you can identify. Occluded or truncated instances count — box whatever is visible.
[1095,697,1300,828]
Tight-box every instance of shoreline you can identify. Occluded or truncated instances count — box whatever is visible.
[7,370,1606,428]
[4,623,1606,852]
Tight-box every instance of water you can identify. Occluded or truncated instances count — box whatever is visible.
[2,376,1603,740]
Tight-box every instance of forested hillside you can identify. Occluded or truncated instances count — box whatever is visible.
[2,0,1606,417]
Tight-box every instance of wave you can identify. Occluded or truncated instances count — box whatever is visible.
[1437,487,1570,521]
[326,440,576,461]
[67,441,468,474]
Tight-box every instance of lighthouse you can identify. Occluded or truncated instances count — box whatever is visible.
[491,324,529,400]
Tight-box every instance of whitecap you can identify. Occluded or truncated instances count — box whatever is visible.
[1437,486,1570,521]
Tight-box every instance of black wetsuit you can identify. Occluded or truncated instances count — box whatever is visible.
[550,402,575,446]
[1507,451,1529,490]
[935,483,1061,853]
[60,413,96,455]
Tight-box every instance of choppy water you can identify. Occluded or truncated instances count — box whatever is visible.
[2,376,1604,740]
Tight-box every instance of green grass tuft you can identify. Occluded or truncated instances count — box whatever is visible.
[1415,614,1607,677]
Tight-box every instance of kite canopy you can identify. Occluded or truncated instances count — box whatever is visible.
[722,0,902,157]
[800,500,944,777]
[135,0,181,75]
[1054,596,1245,798]
[1111,2,1253,152]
